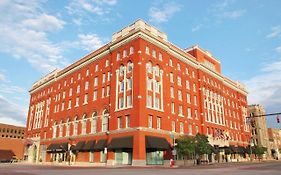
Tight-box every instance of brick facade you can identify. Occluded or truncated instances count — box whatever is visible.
[25,20,251,166]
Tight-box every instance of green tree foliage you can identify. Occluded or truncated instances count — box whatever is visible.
[253,146,267,158]
[195,133,212,155]
[176,136,195,158]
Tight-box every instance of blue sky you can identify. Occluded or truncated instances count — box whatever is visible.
[0,0,281,129]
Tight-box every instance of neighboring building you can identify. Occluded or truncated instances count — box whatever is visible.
[25,19,251,166]
[248,104,270,158]
[0,123,26,160]
[268,128,281,159]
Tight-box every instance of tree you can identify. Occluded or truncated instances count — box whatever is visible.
[176,136,195,159]
[195,133,212,156]
[253,146,266,160]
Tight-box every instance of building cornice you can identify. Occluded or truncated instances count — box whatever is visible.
[29,20,247,96]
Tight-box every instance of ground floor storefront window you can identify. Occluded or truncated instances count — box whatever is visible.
[115,149,132,165]
[146,150,164,165]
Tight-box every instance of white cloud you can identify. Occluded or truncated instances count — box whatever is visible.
[266,25,281,38]
[0,84,25,94]
[66,0,117,19]
[0,0,68,72]
[244,59,281,114]
[0,96,27,126]
[149,2,181,23]
[21,13,65,32]
[221,10,245,19]
[78,34,105,51]
[192,24,203,32]
[0,72,5,81]
[210,0,245,21]
[275,46,281,53]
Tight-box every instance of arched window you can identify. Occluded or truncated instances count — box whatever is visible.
[120,65,125,76]
[127,61,133,73]
[66,118,70,137]
[154,65,160,76]
[73,116,78,136]
[52,121,57,138]
[91,112,97,133]
[129,46,134,54]
[59,120,63,137]
[82,114,87,135]
[102,109,109,132]
[146,62,153,74]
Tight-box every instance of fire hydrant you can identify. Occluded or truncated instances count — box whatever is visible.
[170,158,174,168]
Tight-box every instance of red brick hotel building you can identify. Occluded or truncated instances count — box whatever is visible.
[25,19,251,166]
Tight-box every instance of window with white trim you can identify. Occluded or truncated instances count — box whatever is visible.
[180,122,184,134]
[156,117,161,129]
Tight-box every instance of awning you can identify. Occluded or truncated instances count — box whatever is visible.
[107,136,133,150]
[47,142,68,153]
[210,145,219,154]
[94,139,107,151]
[72,141,85,152]
[83,140,96,151]
[230,145,239,153]
[145,136,170,150]
[47,144,59,152]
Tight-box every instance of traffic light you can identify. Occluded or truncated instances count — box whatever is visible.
[277,115,280,123]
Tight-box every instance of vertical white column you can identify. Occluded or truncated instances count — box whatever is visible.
[160,70,164,110]
[115,70,119,110]
[123,68,127,108]
[152,67,156,108]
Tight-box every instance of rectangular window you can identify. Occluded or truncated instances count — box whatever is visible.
[195,110,198,119]
[84,94,88,104]
[147,95,152,107]
[178,90,182,101]
[123,49,127,58]
[74,122,78,136]
[62,91,66,99]
[66,124,70,137]
[69,88,73,97]
[157,117,161,130]
[145,46,150,54]
[147,79,152,91]
[188,124,192,135]
[116,52,120,61]
[186,80,190,90]
[130,46,134,54]
[82,119,86,135]
[68,100,72,109]
[170,73,173,83]
[152,49,156,58]
[75,97,79,107]
[120,81,124,92]
[179,105,183,116]
[86,69,89,77]
[77,85,80,93]
[187,108,192,118]
[177,76,182,86]
[194,96,197,106]
[171,102,175,113]
[89,152,94,162]
[193,83,196,92]
[155,97,160,109]
[102,74,106,84]
[172,121,175,132]
[128,78,132,90]
[94,77,98,87]
[195,125,199,134]
[95,64,99,72]
[155,81,160,93]
[186,93,191,103]
[180,122,184,134]
[117,117,122,129]
[127,95,132,107]
[107,72,111,81]
[125,115,130,128]
[91,118,97,133]
[61,102,65,111]
[170,87,174,98]
[119,97,124,109]
[106,86,110,96]
[93,90,97,101]
[148,115,153,128]
[159,52,162,61]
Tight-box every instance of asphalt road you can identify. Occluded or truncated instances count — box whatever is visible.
[0,161,281,175]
